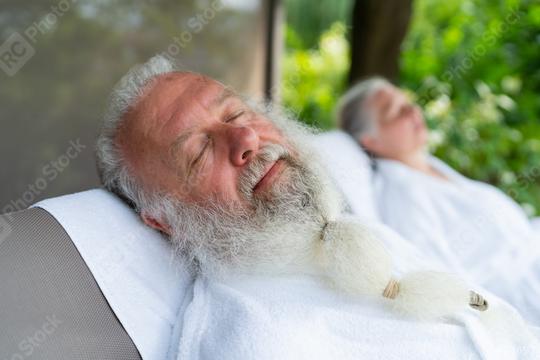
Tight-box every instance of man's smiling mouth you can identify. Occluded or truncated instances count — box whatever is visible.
[253,159,286,193]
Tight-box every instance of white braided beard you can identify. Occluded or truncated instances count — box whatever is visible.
[163,108,343,279]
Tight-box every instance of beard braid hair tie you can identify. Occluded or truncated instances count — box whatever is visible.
[316,218,489,320]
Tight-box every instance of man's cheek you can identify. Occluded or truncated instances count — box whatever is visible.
[206,167,238,198]
[254,118,285,139]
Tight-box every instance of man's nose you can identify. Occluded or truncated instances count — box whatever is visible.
[227,125,259,166]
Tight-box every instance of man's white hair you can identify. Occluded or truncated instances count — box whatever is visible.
[95,55,176,212]
[336,77,392,139]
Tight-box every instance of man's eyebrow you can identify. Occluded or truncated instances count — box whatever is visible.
[212,87,236,107]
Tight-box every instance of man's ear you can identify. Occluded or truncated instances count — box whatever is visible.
[141,213,171,235]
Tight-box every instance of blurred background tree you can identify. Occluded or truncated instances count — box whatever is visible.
[348,0,412,83]
[282,0,540,215]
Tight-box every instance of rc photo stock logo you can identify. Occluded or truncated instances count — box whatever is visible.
[0,0,77,76]
[0,32,35,77]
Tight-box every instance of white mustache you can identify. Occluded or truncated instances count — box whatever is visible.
[239,144,290,198]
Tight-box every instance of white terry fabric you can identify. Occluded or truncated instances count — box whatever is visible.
[374,156,540,326]
[530,217,540,232]
[175,272,540,360]
[32,189,194,360]
[30,188,540,359]
[359,219,448,276]
[312,131,379,221]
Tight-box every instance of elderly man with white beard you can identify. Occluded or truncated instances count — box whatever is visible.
[95,55,540,359]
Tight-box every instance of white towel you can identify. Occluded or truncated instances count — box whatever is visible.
[312,131,379,220]
[33,189,194,360]
[174,272,540,360]
[530,217,540,232]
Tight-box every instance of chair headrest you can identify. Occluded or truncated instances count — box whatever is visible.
[33,189,193,360]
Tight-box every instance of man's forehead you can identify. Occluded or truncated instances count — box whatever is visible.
[133,72,233,134]
[148,72,226,115]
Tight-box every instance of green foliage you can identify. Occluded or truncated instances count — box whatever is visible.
[401,0,540,215]
[283,0,352,49]
[282,23,349,129]
[283,0,540,215]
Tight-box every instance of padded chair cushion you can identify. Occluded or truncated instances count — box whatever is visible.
[0,208,142,359]
[32,189,193,360]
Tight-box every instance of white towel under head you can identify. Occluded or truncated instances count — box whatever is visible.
[33,189,194,360]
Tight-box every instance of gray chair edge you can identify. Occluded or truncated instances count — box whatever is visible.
[0,208,142,360]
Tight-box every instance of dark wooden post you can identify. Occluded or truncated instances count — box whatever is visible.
[348,0,413,84]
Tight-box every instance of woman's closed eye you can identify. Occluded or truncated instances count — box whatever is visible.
[398,104,413,118]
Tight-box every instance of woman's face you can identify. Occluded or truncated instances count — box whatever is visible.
[360,85,428,160]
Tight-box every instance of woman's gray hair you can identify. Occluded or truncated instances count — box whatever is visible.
[95,54,176,212]
[336,77,392,139]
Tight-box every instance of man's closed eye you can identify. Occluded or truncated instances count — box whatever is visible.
[188,136,211,178]
[225,109,245,123]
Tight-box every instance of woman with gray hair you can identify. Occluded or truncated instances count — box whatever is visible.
[337,77,540,326]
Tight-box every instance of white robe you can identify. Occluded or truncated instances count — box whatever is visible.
[173,273,540,360]
[374,156,540,325]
